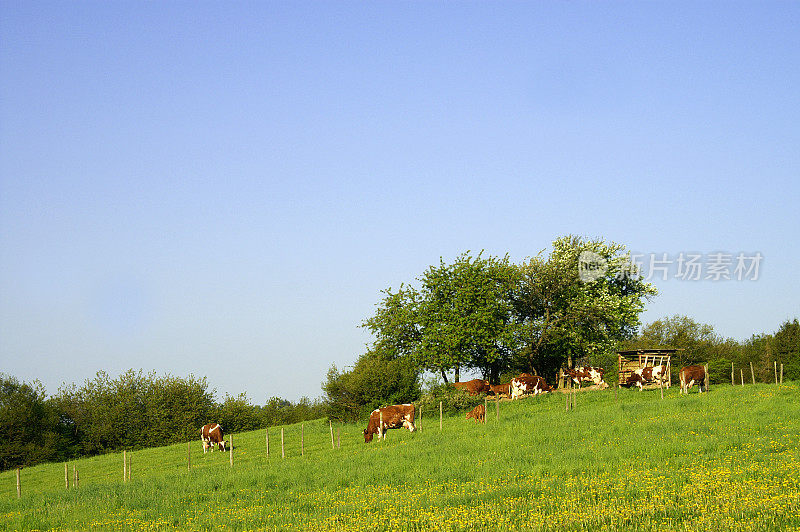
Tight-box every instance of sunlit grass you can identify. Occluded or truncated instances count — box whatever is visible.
[1,383,798,530]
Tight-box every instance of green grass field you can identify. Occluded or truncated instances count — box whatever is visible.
[1,382,799,531]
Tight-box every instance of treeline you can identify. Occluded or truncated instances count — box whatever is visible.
[0,369,324,472]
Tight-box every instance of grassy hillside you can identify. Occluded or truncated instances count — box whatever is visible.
[1,382,799,531]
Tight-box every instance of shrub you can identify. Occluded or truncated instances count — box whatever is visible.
[416,383,485,416]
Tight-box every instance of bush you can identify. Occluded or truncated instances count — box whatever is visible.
[416,383,485,416]
[707,358,732,385]
[323,352,420,423]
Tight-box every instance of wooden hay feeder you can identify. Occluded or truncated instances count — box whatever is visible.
[617,349,681,389]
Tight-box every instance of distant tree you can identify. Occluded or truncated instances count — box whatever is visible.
[217,393,261,433]
[514,236,657,380]
[259,397,294,426]
[323,351,420,422]
[772,318,800,380]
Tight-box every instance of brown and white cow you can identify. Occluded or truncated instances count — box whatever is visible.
[200,423,226,453]
[466,403,486,423]
[363,404,416,443]
[567,366,608,389]
[679,365,707,394]
[510,375,551,400]
[451,379,490,396]
[624,364,667,391]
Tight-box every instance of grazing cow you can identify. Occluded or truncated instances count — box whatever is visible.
[200,423,226,453]
[488,383,511,397]
[624,364,667,391]
[680,365,707,394]
[363,404,416,443]
[510,375,551,400]
[567,366,608,389]
[451,379,490,396]
[466,403,486,423]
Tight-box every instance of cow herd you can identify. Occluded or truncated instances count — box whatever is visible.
[200,364,709,449]
[361,363,708,443]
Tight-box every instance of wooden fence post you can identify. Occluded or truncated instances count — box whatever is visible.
[740,369,744,386]
[74,466,78,488]
[439,401,442,432]
[774,361,778,385]
[567,379,572,412]
[229,435,233,467]
[750,362,756,384]
[266,428,270,457]
[16,468,21,498]
[301,424,305,456]
[65,462,69,489]
[731,362,734,386]
[281,428,285,458]
[330,420,335,449]
[337,425,341,449]
[123,450,127,482]
[187,442,191,471]
[780,363,784,384]
[128,453,131,481]
[419,405,422,432]
[572,380,576,409]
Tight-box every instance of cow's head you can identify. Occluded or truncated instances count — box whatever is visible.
[363,428,374,443]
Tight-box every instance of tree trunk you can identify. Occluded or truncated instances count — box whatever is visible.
[454,365,460,383]
[489,362,501,384]
[440,369,449,384]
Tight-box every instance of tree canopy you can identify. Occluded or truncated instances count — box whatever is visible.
[361,236,657,385]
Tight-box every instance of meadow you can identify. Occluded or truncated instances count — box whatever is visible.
[1,382,798,531]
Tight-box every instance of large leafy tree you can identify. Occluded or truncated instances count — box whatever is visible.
[415,252,521,383]
[514,236,657,380]
[362,252,521,383]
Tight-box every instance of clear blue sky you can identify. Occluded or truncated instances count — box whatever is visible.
[1,2,798,403]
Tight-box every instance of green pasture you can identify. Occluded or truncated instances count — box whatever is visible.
[1,382,799,531]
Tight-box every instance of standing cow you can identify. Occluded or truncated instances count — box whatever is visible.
[201,423,226,453]
[510,375,551,400]
[567,366,608,389]
[363,404,416,443]
[680,365,707,394]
